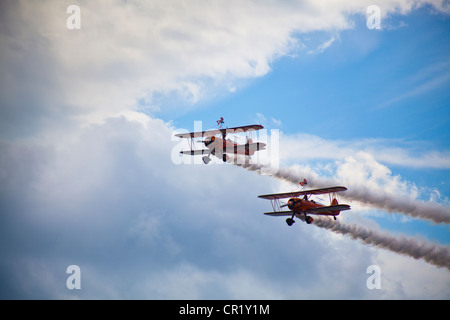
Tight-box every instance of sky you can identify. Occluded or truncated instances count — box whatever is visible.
[0,0,449,299]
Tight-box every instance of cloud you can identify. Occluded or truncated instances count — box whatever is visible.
[375,61,450,109]
[0,114,362,298]
[255,112,282,127]
[280,133,450,169]
[273,132,450,222]
[1,0,450,300]
[307,36,337,54]
[2,0,449,138]
[2,112,450,299]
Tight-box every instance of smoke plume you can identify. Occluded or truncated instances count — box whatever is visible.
[233,161,450,269]
[313,217,450,270]
[234,162,450,224]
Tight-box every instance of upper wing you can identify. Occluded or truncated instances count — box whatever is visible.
[174,129,222,139]
[174,124,264,139]
[180,149,210,155]
[224,124,264,133]
[258,186,347,200]
[258,191,308,200]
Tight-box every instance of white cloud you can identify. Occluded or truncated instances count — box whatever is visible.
[375,249,450,299]
[2,0,449,137]
[255,112,282,127]
[307,36,337,54]
[375,61,450,109]
[1,0,450,299]
[280,133,450,169]
[271,140,450,223]
[2,113,449,299]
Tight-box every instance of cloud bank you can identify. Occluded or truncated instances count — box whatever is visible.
[1,0,449,299]
[2,0,449,137]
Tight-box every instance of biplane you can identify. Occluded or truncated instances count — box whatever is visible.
[174,119,266,164]
[258,186,351,226]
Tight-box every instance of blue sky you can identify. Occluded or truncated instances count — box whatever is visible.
[165,8,450,144]
[0,1,449,299]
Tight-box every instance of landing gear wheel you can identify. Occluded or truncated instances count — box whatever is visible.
[333,216,337,221]
[286,218,295,226]
[202,156,211,164]
[305,216,314,224]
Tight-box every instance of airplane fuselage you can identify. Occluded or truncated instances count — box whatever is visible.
[204,136,265,156]
[287,197,341,216]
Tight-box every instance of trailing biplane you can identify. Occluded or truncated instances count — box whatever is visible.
[258,185,350,226]
[174,118,266,164]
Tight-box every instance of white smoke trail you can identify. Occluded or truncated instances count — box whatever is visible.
[313,217,450,270]
[233,161,450,269]
[234,162,450,224]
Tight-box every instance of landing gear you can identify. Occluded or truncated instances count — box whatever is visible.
[286,214,314,226]
[305,215,314,224]
[286,212,296,226]
[286,217,295,226]
[202,156,211,164]
[333,216,337,221]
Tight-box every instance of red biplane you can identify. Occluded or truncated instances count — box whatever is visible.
[258,186,350,226]
[174,119,266,164]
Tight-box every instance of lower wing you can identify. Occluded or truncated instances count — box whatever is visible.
[264,211,294,216]
[264,205,350,217]
[180,149,210,155]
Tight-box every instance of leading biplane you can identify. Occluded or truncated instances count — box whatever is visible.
[258,185,351,226]
[174,118,266,164]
